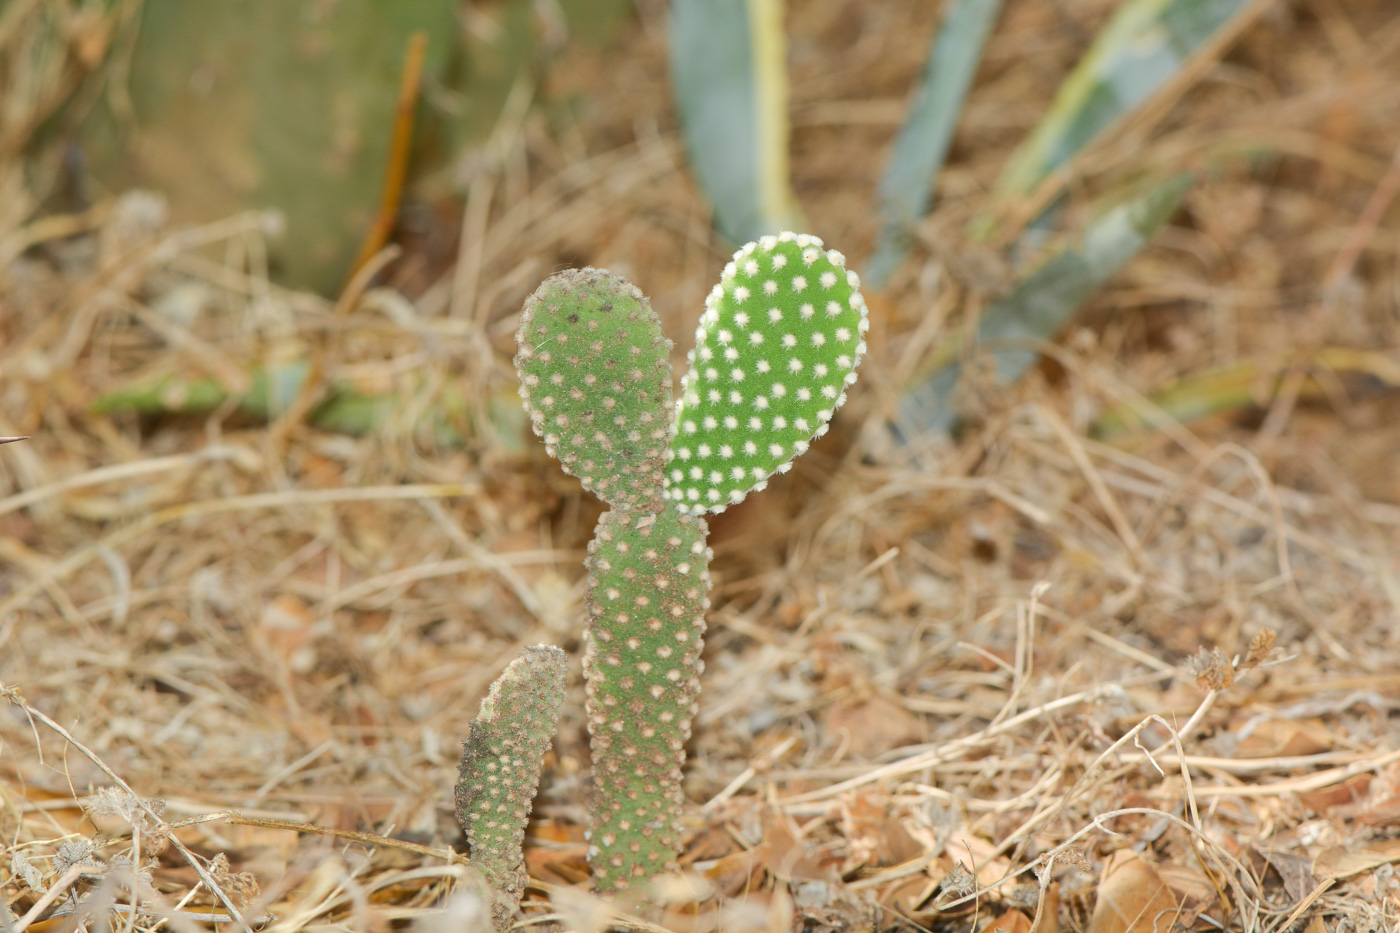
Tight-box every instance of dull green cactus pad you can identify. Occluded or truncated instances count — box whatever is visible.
[455,644,568,933]
[582,507,711,891]
[516,269,674,512]
[665,232,868,513]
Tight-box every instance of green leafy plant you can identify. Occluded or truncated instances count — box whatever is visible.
[454,644,568,932]
[669,0,799,245]
[515,232,866,891]
[867,0,1005,286]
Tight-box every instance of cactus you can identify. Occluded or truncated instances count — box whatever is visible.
[516,268,674,513]
[514,233,865,893]
[454,645,568,933]
[583,507,709,887]
[666,232,867,512]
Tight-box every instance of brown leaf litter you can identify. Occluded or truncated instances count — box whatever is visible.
[3,0,1400,930]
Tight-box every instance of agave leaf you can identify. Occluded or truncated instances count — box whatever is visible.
[91,360,311,418]
[866,0,1005,288]
[670,0,800,244]
[307,390,401,437]
[986,0,1259,222]
[91,362,509,448]
[90,375,233,418]
[1092,348,1400,438]
[243,361,314,419]
[897,174,1192,438]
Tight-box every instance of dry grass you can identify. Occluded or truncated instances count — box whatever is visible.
[2,0,1399,930]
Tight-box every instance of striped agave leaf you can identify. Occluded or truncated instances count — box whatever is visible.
[897,175,1192,438]
[984,0,1265,222]
[866,0,1005,288]
[669,0,801,244]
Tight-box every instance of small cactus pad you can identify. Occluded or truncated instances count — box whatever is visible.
[665,232,868,513]
[582,507,711,891]
[516,269,674,512]
[455,645,568,933]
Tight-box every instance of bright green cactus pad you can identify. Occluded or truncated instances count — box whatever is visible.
[516,269,674,512]
[582,507,710,891]
[665,232,868,513]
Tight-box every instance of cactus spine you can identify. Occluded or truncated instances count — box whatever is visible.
[454,645,568,933]
[514,235,865,893]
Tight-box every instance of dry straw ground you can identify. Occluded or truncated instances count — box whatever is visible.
[2,0,1399,931]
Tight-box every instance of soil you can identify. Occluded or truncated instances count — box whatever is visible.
[2,0,1398,930]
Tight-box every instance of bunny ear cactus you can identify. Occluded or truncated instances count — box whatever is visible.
[514,233,865,894]
[455,645,568,933]
[516,268,714,893]
[517,268,674,512]
[667,233,868,512]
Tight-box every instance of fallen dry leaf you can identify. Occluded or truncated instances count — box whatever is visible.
[1296,773,1372,814]
[879,874,938,917]
[523,820,589,885]
[761,809,829,883]
[944,835,1012,887]
[522,849,587,886]
[823,695,923,760]
[703,844,769,897]
[1032,881,1061,933]
[1256,847,1317,901]
[1314,840,1400,880]
[1154,861,1218,904]
[1088,850,1184,933]
[1234,719,1333,758]
[838,791,926,870]
[988,908,1033,933]
[683,826,741,864]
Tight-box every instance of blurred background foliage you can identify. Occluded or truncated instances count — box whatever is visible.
[14,0,631,293]
[79,0,462,294]
[2,0,1340,443]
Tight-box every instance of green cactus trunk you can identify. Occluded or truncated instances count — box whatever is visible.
[582,507,711,891]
